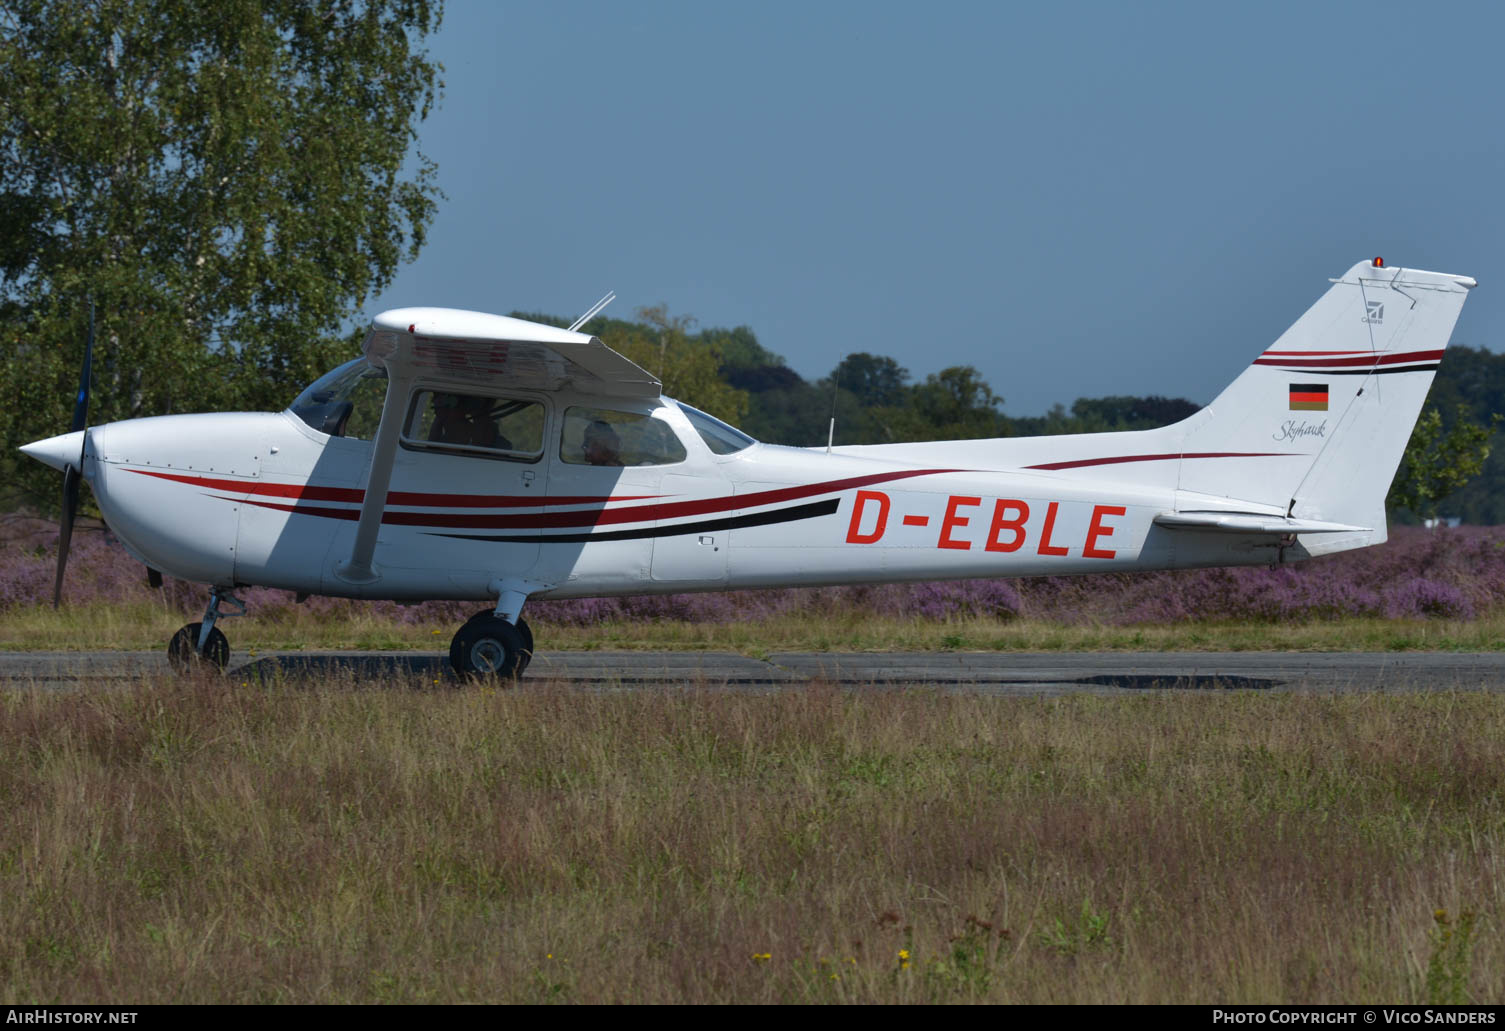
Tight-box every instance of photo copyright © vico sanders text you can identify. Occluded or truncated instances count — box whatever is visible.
[1213,1014,1494,1025]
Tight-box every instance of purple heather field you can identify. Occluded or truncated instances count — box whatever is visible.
[0,516,1497,627]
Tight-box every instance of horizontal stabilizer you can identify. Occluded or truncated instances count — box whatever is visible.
[1154,511,1371,535]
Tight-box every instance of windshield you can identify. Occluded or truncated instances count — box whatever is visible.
[676,401,757,455]
[289,359,389,438]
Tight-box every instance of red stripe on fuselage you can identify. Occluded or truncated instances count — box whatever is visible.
[128,468,657,507]
[216,468,959,530]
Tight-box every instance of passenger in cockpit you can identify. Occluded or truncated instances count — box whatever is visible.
[582,420,623,466]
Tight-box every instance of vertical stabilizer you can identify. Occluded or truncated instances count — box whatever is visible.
[1173,259,1474,542]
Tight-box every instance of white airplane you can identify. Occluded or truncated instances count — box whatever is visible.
[20,258,1475,678]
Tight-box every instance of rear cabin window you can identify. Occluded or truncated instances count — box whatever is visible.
[403,391,545,460]
[560,407,687,467]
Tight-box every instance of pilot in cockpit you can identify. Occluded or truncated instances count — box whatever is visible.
[429,393,508,449]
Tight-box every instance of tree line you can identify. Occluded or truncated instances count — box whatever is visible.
[539,305,1497,523]
[0,1,1495,523]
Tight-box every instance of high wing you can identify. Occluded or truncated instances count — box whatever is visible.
[338,308,660,583]
[362,307,660,399]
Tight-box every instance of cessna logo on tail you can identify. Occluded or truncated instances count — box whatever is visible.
[1363,300,1384,324]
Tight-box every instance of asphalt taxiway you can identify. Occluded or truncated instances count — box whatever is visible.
[4,650,1505,693]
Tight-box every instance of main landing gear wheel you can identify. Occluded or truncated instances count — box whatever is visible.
[450,616,531,681]
[461,610,533,675]
[168,622,230,673]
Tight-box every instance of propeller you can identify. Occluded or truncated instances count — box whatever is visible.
[52,301,94,608]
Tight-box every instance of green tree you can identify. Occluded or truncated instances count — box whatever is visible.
[1419,345,1505,523]
[872,365,1006,442]
[515,304,750,427]
[706,324,783,371]
[611,304,748,426]
[1067,395,1200,432]
[1388,405,1501,520]
[0,0,443,506]
[832,352,909,408]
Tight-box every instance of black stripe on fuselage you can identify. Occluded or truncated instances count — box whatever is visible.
[425,497,842,545]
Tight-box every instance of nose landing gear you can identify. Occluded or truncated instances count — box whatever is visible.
[168,589,243,673]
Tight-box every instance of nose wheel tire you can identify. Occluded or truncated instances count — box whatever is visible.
[168,623,230,673]
[450,616,530,681]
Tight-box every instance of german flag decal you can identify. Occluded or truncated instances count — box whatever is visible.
[1289,383,1329,411]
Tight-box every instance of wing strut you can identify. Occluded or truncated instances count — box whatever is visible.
[336,367,414,583]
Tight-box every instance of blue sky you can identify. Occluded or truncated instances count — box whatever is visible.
[367,1,1505,416]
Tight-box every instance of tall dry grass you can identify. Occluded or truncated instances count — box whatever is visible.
[2,676,1501,1003]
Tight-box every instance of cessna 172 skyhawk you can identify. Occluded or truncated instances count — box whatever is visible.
[19,258,1476,678]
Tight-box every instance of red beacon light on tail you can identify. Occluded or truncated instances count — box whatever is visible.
[1373,256,1384,268]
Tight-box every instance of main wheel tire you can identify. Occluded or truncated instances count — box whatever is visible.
[463,611,534,674]
[167,622,230,673]
[515,616,534,674]
[449,616,529,681]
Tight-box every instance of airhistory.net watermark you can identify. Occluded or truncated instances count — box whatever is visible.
[5,1012,137,1025]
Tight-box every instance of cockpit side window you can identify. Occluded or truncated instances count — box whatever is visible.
[402,390,545,461]
[560,407,687,467]
[289,359,389,439]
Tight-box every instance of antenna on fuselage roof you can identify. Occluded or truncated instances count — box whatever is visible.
[568,291,616,332]
[826,358,841,454]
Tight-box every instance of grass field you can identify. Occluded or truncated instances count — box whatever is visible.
[7,599,1505,655]
[2,675,1501,1003]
